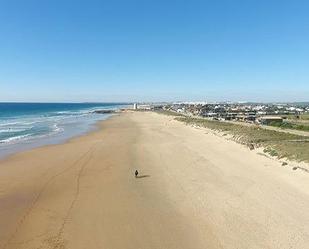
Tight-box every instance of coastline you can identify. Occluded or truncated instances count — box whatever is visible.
[1,111,309,249]
[0,113,115,161]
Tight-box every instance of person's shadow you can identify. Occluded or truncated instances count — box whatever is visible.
[136,174,151,179]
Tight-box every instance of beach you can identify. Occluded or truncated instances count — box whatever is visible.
[1,111,309,249]
[0,103,124,159]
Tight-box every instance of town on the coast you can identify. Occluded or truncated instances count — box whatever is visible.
[134,102,309,128]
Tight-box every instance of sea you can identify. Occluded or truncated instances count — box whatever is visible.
[0,102,127,159]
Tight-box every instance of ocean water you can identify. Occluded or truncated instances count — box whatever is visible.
[0,103,127,159]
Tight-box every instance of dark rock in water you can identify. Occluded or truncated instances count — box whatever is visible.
[93,110,115,114]
[292,167,298,170]
[281,162,288,166]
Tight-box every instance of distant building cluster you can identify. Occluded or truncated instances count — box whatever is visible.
[159,102,309,124]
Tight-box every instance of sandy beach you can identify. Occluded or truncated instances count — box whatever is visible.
[1,111,309,249]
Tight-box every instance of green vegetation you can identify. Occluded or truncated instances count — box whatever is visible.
[174,116,309,162]
[282,114,309,121]
[269,121,309,132]
[154,110,184,117]
[263,147,279,157]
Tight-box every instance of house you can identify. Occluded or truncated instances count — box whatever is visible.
[202,112,217,118]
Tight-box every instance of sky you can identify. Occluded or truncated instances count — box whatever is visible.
[0,0,308,102]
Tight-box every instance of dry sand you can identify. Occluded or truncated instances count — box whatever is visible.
[0,111,309,249]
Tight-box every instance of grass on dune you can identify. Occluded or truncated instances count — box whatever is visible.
[268,121,309,132]
[154,110,185,117]
[174,116,309,163]
[283,114,309,121]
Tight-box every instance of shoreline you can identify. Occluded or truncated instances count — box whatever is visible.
[1,111,309,249]
[0,113,116,162]
[2,110,307,170]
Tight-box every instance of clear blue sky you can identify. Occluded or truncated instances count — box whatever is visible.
[0,0,308,102]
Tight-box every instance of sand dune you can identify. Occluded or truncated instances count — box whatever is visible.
[0,112,309,249]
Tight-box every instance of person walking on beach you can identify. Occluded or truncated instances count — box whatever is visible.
[135,170,139,178]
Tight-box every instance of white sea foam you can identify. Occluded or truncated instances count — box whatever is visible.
[52,123,64,133]
[0,128,28,133]
[0,134,32,144]
[0,103,123,159]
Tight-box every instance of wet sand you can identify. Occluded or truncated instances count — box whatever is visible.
[0,112,309,249]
